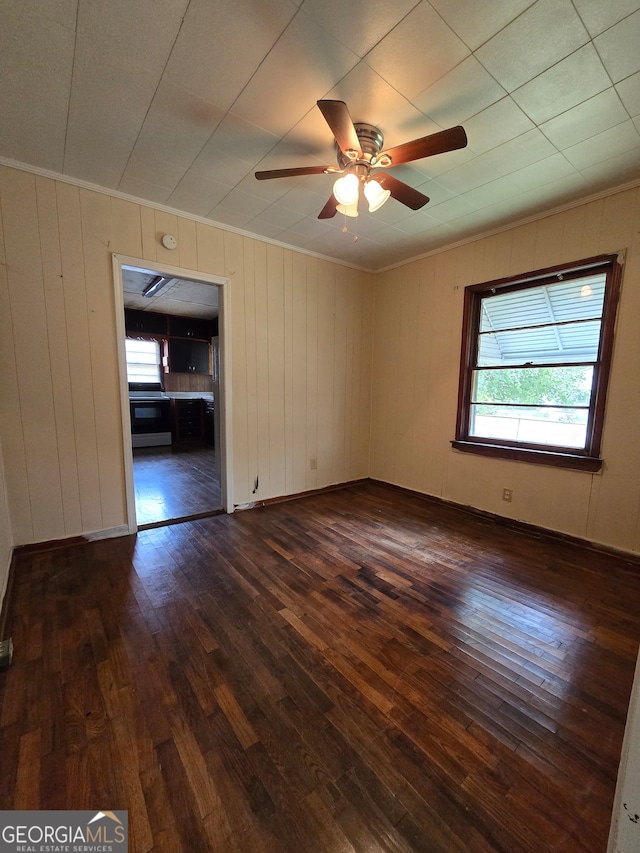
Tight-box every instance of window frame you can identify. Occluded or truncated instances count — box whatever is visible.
[452,253,623,472]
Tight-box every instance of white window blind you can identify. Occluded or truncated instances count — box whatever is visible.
[125,338,162,385]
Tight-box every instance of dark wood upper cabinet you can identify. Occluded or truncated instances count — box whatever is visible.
[168,339,210,374]
[168,315,212,340]
[124,308,168,336]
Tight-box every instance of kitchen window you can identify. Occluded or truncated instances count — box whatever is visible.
[125,338,163,388]
[452,254,622,471]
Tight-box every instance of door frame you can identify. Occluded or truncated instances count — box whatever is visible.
[112,253,233,532]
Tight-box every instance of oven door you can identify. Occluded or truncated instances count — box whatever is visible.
[129,400,171,434]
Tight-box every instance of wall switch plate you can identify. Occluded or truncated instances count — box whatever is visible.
[310,458,317,470]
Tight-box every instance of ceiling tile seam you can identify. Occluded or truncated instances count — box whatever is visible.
[115,5,192,192]
[61,1,81,177]
[178,4,311,212]
[442,0,540,55]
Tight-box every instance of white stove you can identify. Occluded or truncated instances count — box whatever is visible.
[129,391,172,448]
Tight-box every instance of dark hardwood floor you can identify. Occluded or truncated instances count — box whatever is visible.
[2,481,640,852]
[133,443,221,526]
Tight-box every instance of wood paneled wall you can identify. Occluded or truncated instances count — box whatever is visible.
[0,165,373,545]
[371,186,640,555]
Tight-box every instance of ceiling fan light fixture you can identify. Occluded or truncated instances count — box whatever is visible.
[333,172,359,206]
[336,200,359,217]
[364,178,391,212]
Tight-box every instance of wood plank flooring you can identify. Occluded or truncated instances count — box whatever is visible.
[2,481,640,852]
[133,443,222,526]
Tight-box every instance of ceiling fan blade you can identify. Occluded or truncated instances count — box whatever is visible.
[376,173,430,210]
[255,165,333,180]
[318,195,339,219]
[381,125,467,166]
[317,100,362,157]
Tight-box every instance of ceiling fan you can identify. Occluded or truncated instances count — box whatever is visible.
[255,99,468,219]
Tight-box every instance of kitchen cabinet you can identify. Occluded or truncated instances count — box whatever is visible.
[124,308,168,335]
[172,399,205,441]
[169,315,212,340]
[168,339,210,374]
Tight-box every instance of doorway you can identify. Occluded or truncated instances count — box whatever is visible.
[112,254,232,531]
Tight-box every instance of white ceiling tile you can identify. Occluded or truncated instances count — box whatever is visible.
[285,215,332,241]
[507,152,581,191]
[76,0,185,76]
[522,171,590,205]
[0,6,74,170]
[571,0,640,37]
[540,89,630,149]
[435,158,503,194]
[117,176,174,205]
[402,145,475,180]
[580,145,640,189]
[475,0,590,91]
[277,185,334,215]
[231,10,359,137]
[461,175,524,209]
[563,120,640,170]
[481,129,557,175]
[187,149,256,189]
[247,219,290,240]
[616,73,640,118]
[321,63,438,142]
[511,44,611,125]
[390,208,449,235]
[0,0,78,29]
[365,2,470,100]
[129,81,225,171]
[64,50,165,184]
[164,0,298,108]
[428,0,536,50]
[120,150,187,191]
[207,207,258,230]
[428,195,476,222]
[594,10,640,83]
[210,187,272,219]
[249,203,305,230]
[463,98,535,155]
[165,173,232,216]
[409,178,456,207]
[413,57,507,126]
[235,171,293,204]
[202,113,281,164]
[301,0,420,58]
[64,127,135,188]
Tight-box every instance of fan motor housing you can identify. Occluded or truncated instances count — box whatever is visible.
[336,123,384,168]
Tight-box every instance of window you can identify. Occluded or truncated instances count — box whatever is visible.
[452,254,622,471]
[125,338,163,388]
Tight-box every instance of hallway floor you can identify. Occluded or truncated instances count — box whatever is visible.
[132,443,221,526]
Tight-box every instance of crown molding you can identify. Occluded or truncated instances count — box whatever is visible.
[377,176,640,274]
[0,156,374,274]
[2,155,638,278]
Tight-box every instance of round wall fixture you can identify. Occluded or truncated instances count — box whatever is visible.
[161,234,177,250]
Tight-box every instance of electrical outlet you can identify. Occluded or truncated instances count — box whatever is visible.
[310,458,317,470]
[503,488,513,502]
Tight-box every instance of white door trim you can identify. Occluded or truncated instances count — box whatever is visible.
[112,254,233,533]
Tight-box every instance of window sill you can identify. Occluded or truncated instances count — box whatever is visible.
[451,440,602,472]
